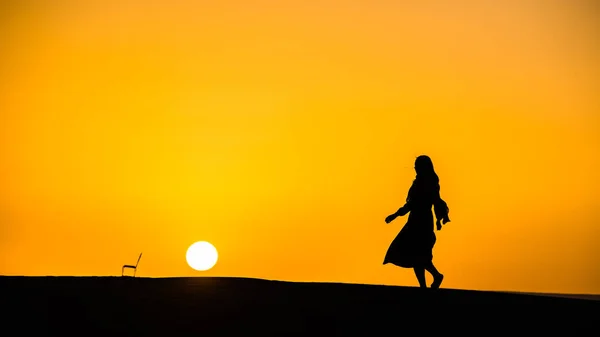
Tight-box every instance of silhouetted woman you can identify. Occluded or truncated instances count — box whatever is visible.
[384,155,450,289]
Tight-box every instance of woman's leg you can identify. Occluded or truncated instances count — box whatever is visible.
[424,261,444,289]
[424,261,441,277]
[413,267,427,288]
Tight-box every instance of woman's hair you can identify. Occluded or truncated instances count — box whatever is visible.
[414,155,439,183]
[406,155,440,202]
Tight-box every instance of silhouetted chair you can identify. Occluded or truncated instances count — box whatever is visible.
[122,253,142,277]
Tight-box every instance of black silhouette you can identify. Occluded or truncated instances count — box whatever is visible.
[384,155,450,289]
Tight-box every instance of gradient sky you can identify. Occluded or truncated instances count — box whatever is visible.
[1,0,598,294]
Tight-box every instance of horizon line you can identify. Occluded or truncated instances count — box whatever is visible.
[2,274,599,299]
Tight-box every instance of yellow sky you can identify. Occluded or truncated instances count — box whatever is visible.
[1,0,598,294]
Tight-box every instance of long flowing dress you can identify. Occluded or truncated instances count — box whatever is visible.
[383,178,449,268]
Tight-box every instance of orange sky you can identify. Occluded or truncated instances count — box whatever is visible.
[1,0,598,294]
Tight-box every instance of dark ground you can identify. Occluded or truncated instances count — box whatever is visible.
[1,276,598,336]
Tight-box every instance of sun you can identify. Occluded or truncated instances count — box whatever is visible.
[186,241,218,271]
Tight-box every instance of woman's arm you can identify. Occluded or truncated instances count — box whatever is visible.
[385,182,414,224]
[397,203,411,216]
[385,202,410,223]
[433,189,450,230]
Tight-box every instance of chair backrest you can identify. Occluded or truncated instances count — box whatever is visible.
[135,253,143,267]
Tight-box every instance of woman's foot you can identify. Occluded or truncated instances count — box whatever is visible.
[431,274,444,289]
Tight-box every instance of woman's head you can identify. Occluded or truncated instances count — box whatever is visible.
[414,155,438,181]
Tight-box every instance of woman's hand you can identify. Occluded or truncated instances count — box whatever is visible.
[385,214,397,224]
[436,217,450,230]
